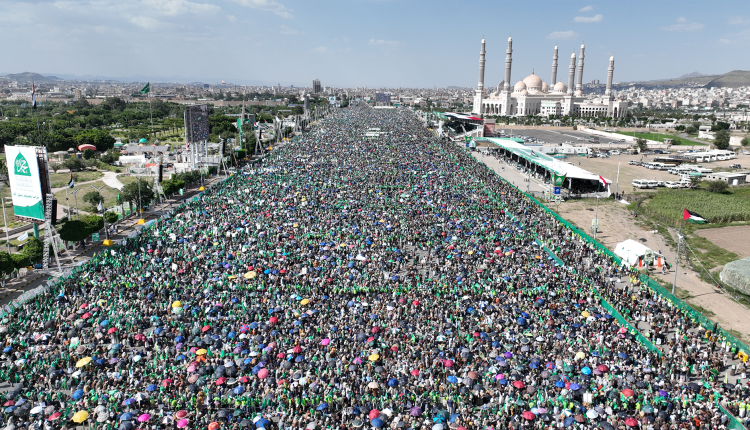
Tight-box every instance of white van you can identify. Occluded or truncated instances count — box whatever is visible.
[646,180,660,188]
[632,179,650,189]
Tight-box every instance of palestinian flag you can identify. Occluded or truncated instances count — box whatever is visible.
[683,209,707,224]
[31,82,37,110]
[68,173,74,188]
[531,150,539,157]
[140,82,150,94]
[599,176,608,188]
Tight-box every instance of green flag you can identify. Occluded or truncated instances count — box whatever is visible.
[140,83,150,94]
[117,194,122,204]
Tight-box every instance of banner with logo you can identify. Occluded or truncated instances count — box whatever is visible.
[552,173,567,188]
[7,146,44,221]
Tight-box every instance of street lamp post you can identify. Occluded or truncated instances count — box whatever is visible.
[137,175,143,217]
[89,184,109,239]
[67,188,83,220]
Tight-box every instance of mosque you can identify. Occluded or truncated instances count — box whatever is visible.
[472,37,628,118]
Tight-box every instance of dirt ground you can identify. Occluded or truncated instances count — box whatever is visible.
[695,225,750,258]
[572,154,750,196]
[557,199,750,339]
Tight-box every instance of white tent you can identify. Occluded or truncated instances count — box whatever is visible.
[614,239,662,267]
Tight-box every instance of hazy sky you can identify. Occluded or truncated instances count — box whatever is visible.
[1,0,748,87]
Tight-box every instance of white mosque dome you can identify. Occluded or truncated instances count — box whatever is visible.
[553,82,566,93]
[522,73,543,91]
[574,89,583,96]
[541,82,549,92]
[513,81,526,92]
[519,89,528,96]
[496,81,505,92]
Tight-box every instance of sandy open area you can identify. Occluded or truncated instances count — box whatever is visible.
[696,225,750,258]
[553,199,750,339]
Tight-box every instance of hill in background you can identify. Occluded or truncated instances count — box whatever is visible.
[1,72,60,82]
[631,70,750,88]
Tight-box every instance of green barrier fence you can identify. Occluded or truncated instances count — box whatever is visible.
[717,402,747,430]
[535,239,565,267]
[599,298,663,356]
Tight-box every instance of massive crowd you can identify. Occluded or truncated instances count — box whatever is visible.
[0,104,748,430]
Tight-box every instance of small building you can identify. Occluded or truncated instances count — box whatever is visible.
[702,171,747,186]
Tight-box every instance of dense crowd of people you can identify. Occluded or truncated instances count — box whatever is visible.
[0,104,748,430]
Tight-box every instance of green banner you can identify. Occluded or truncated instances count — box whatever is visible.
[552,173,567,187]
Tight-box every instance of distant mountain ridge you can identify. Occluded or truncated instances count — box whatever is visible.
[0,72,60,82]
[629,70,750,88]
[677,71,706,79]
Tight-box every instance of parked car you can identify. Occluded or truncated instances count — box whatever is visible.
[665,181,681,189]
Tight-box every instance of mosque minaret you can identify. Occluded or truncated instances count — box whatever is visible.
[472,38,627,118]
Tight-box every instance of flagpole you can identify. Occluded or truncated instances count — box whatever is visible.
[149,90,154,138]
[671,218,684,295]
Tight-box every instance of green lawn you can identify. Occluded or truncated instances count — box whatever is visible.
[50,170,103,188]
[640,187,750,225]
[54,180,121,213]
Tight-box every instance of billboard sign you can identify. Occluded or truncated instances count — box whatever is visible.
[375,93,391,103]
[554,186,561,195]
[185,105,209,143]
[7,146,45,220]
[328,96,336,105]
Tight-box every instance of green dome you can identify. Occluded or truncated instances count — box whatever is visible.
[139,138,148,143]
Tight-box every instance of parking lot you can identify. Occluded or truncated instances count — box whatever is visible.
[493,128,630,147]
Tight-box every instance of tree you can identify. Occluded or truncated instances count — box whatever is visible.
[63,157,83,172]
[102,97,127,112]
[100,151,121,164]
[81,214,104,232]
[705,180,729,194]
[49,162,62,173]
[635,138,648,153]
[689,176,702,189]
[58,220,90,242]
[11,253,30,269]
[82,149,95,159]
[685,125,698,134]
[741,136,749,146]
[104,211,119,224]
[714,129,730,150]
[292,106,304,115]
[82,191,103,208]
[21,236,44,263]
[74,129,116,151]
[0,252,15,281]
[121,180,155,212]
